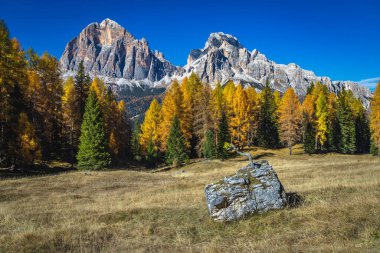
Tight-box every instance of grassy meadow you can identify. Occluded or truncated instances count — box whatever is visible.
[0,145,379,252]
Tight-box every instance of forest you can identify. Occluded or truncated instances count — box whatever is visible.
[1,20,380,171]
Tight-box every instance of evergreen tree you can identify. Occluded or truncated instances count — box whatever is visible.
[304,120,316,153]
[327,93,339,152]
[145,138,158,168]
[75,60,91,118]
[131,120,142,161]
[245,87,259,146]
[257,80,279,148]
[166,116,188,167]
[203,129,217,159]
[355,108,370,153]
[302,94,316,153]
[336,90,356,154]
[306,82,315,95]
[216,112,230,159]
[77,90,111,170]
[0,21,28,166]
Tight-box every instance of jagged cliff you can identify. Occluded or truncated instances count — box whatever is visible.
[60,19,372,113]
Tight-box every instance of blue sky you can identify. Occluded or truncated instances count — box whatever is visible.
[1,0,379,89]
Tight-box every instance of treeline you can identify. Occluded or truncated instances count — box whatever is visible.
[137,73,380,167]
[1,20,379,170]
[0,21,130,169]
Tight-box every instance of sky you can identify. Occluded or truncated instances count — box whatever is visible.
[1,0,379,89]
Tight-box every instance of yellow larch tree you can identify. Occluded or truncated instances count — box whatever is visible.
[223,80,235,119]
[193,83,213,155]
[160,80,190,151]
[17,112,41,165]
[210,82,226,127]
[140,99,162,154]
[370,81,380,155]
[62,77,81,163]
[315,91,329,150]
[278,88,302,154]
[230,84,249,149]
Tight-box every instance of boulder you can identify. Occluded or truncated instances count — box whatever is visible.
[204,160,286,221]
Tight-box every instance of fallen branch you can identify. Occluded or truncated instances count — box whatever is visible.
[229,144,255,167]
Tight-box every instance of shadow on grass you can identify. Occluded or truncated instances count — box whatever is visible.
[286,192,303,208]
[0,164,75,179]
[252,152,276,160]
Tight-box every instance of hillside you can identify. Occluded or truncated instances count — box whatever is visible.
[1,146,379,252]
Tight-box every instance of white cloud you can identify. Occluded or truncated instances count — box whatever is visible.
[358,77,379,90]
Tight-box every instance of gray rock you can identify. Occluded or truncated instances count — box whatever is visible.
[204,161,286,221]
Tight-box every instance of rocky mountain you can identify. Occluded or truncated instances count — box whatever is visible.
[60,18,177,90]
[60,19,372,113]
[176,32,372,107]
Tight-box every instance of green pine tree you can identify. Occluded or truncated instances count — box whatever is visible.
[355,110,370,153]
[303,117,316,154]
[145,138,158,168]
[203,129,216,159]
[75,60,91,118]
[131,120,142,161]
[306,82,315,95]
[336,90,356,154]
[77,90,111,170]
[166,116,188,167]
[216,111,230,159]
[257,80,280,148]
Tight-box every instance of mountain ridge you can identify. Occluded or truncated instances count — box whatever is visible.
[60,19,372,111]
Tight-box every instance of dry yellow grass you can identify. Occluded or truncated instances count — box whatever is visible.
[0,145,379,252]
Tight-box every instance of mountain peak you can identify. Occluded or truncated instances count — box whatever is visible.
[205,32,243,49]
[99,18,122,29]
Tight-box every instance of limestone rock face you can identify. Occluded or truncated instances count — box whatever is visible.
[60,18,177,86]
[60,21,372,114]
[204,161,286,222]
[179,32,372,108]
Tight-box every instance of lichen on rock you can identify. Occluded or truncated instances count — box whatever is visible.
[204,160,286,221]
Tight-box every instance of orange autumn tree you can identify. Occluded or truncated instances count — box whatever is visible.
[370,81,380,155]
[279,88,302,154]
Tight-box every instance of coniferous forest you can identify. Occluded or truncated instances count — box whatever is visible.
[0,20,379,171]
